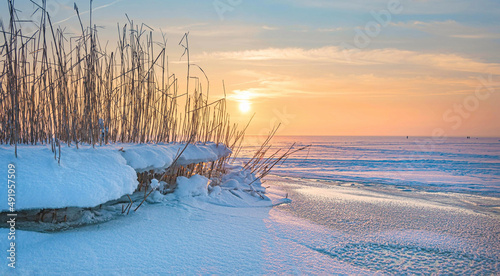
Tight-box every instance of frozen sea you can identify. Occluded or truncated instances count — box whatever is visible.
[239,136,500,197]
[238,136,500,274]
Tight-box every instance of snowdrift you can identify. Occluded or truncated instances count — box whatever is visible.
[0,143,231,211]
[121,142,232,172]
[172,167,288,208]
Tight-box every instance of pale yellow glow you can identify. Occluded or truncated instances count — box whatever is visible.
[239,101,251,113]
[231,90,253,114]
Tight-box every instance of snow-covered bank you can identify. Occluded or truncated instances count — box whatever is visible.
[0,143,231,211]
[0,167,281,233]
[0,145,137,212]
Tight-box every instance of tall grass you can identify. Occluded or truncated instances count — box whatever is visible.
[0,0,244,161]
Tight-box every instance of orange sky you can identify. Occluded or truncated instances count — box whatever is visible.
[200,49,500,137]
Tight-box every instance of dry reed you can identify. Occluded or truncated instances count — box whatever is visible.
[0,0,243,162]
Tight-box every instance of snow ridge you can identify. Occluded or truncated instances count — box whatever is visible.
[0,143,232,211]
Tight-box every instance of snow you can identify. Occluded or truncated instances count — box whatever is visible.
[166,169,283,208]
[0,142,232,211]
[146,190,165,203]
[174,175,210,198]
[121,142,231,172]
[266,176,500,274]
[220,166,266,193]
[0,145,138,212]
[150,179,160,189]
[0,199,370,275]
[0,138,500,275]
[0,136,498,274]
[1,176,497,274]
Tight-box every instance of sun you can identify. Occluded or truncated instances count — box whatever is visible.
[239,101,251,113]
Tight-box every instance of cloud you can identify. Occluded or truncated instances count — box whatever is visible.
[55,0,124,24]
[224,70,324,104]
[225,69,500,107]
[224,69,496,106]
[317,27,344,32]
[200,47,347,62]
[391,20,500,39]
[158,22,261,38]
[199,46,500,75]
[262,25,279,31]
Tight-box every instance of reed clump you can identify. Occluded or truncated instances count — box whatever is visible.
[0,0,244,162]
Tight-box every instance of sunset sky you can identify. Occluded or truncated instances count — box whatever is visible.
[2,0,499,137]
